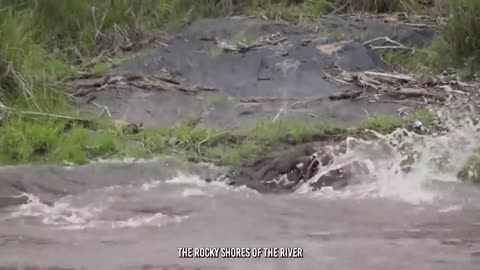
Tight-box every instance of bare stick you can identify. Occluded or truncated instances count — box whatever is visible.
[363,71,415,82]
[363,36,407,48]
[272,100,304,123]
[91,101,112,118]
[370,46,412,51]
[18,110,90,121]
[1,102,90,122]
[363,36,411,53]
[197,131,211,157]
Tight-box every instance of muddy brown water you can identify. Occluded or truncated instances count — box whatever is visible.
[1,155,480,270]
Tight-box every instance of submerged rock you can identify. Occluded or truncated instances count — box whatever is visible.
[220,143,371,193]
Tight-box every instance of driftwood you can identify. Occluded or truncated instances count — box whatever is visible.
[69,73,217,97]
[386,87,446,102]
[326,69,478,104]
[216,32,288,53]
[363,71,415,83]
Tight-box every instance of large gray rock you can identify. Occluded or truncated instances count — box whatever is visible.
[80,16,420,129]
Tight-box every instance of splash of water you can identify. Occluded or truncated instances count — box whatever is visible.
[1,173,259,230]
[297,108,480,204]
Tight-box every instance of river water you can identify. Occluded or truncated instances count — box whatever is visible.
[1,111,480,270]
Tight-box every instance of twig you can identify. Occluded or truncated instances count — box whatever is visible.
[404,23,431,29]
[197,131,211,157]
[327,1,349,15]
[363,36,405,48]
[370,99,424,105]
[370,46,412,51]
[363,36,411,52]
[18,110,90,121]
[272,100,304,123]
[363,71,415,82]
[0,102,90,122]
[93,4,109,42]
[92,101,112,118]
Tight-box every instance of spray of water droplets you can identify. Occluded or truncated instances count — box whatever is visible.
[296,108,480,204]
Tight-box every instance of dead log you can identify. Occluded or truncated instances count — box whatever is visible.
[363,71,415,83]
[386,87,446,101]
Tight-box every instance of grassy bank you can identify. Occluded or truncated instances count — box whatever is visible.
[0,0,479,169]
[0,110,435,167]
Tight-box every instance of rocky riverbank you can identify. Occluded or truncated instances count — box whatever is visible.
[65,14,477,191]
[2,12,480,206]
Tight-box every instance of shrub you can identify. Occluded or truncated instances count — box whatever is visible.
[440,0,480,72]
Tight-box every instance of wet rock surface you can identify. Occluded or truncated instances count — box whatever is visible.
[217,142,373,193]
[77,15,432,130]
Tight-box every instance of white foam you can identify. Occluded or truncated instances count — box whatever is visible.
[438,205,462,213]
[165,172,260,196]
[182,188,208,197]
[5,194,105,226]
[3,190,188,230]
[111,213,188,229]
[296,108,480,205]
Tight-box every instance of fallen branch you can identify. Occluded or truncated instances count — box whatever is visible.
[386,87,446,102]
[369,99,425,105]
[355,73,382,89]
[363,36,406,48]
[370,46,412,51]
[363,36,411,51]
[363,71,415,83]
[69,73,216,97]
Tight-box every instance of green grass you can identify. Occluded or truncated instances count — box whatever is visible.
[0,111,434,167]
[0,0,478,170]
[0,0,228,105]
[245,120,338,143]
[0,116,116,164]
[360,109,435,133]
[434,0,480,77]
[381,47,441,74]
[326,0,423,13]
